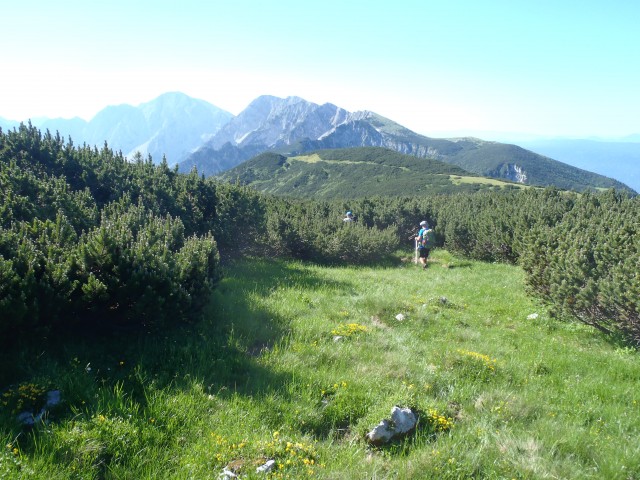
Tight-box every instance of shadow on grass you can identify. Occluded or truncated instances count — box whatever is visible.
[0,257,355,433]
[188,257,355,394]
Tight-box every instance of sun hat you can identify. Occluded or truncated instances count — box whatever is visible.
[420,220,428,226]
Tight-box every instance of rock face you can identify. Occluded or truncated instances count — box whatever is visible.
[205,96,348,150]
[366,406,418,446]
[505,164,528,183]
[180,96,466,176]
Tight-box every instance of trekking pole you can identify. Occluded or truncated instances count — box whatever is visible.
[414,237,419,265]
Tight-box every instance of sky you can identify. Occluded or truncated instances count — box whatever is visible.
[2,0,639,141]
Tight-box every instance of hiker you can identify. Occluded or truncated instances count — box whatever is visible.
[343,211,354,222]
[415,220,434,269]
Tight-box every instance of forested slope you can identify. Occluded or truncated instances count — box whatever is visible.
[219,147,526,198]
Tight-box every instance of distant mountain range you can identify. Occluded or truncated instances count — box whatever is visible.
[0,92,233,166]
[179,95,631,192]
[0,93,635,193]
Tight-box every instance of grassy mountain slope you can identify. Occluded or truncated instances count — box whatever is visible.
[516,138,640,192]
[3,253,638,478]
[316,113,634,192]
[219,147,526,198]
[445,142,633,192]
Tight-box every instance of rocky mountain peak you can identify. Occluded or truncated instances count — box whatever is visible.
[180,95,633,193]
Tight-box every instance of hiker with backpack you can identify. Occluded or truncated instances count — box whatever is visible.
[343,211,355,223]
[415,220,434,269]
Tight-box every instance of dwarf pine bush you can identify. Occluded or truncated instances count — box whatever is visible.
[520,191,640,344]
[2,123,639,345]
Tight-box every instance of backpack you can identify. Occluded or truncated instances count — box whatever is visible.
[421,228,435,248]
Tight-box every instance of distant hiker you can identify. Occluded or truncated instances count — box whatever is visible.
[415,220,434,269]
[343,211,354,222]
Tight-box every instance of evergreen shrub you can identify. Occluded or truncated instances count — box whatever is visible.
[1,123,638,345]
[520,191,640,344]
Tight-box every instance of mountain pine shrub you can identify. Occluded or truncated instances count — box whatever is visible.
[520,191,640,344]
[1,124,638,345]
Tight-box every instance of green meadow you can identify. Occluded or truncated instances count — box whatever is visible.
[448,175,527,188]
[2,250,639,479]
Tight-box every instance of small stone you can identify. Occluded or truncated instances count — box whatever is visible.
[17,412,35,426]
[366,406,418,445]
[45,390,62,408]
[333,335,344,342]
[390,406,417,434]
[366,419,394,445]
[256,459,276,473]
[218,468,238,479]
[527,313,539,320]
[395,314,406,321]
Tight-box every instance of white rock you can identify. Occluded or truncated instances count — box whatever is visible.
[45,390,62,408]
[366,419,395,445]
[527,313,539,320]
[17,412,34,426]
[256,459,276,473]
[366,406,418,445]
[218,468,238,479]
[395,314,406,321]
[390,406,417,434]
[333,335,344,342]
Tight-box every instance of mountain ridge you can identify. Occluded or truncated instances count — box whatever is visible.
[0,92,233,166]
[515,138,640,192]
[180,96,632,193]
[0,93,635,193]
[219,146,535,199]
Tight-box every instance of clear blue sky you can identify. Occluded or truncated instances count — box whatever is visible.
[2,0,638,139]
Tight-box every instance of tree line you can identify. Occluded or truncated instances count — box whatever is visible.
[1,123,638,345]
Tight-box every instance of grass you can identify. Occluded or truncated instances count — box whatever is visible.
[290,154,411,171]
[449,175,528,188]
[1,250,639,479]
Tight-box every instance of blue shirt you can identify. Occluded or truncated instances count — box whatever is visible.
[417,227,427,248]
